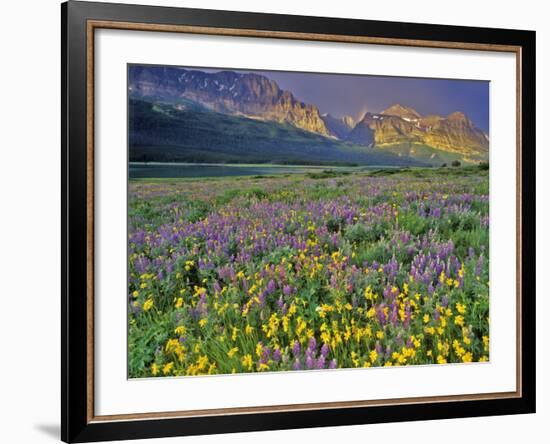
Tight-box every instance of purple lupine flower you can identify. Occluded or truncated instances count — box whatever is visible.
[389,302,399,326]
[293,358,302,370]
[283,285,292,297]
[261,346,271,362]
[308,337,317,352]
[403,301,411,328]
[377,304,387,326]
[306,355,314,369]
[273,348,281,362]
[328,359,337,369]
[320,343,330,357]
[212,281,221,294]
[258,291,266,307]
[292,340,301,357]
[316,355,326,369]
[266,279,276,294]
[476,254,484,276]
[396,333,403,347]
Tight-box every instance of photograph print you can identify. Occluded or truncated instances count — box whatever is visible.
[127,64,490,378]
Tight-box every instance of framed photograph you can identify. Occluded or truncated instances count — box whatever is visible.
[61,1,536,442]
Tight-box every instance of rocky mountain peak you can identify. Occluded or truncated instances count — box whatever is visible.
[381,104,422,120]
[129,66,331,137]
[342,115,355,128]
[321,113,357,139]
[446,111,472,126]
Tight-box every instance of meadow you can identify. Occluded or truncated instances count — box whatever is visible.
[128,166,490,377]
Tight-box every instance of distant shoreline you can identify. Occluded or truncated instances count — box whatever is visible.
[129,161,402,169]
[129,162,410,180]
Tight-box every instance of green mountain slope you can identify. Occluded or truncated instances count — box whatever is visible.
[129,98,428,167]
[375,142,475,165]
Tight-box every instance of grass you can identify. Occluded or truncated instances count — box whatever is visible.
[127,166,490,377]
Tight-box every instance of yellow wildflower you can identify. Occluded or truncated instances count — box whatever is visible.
[162,362,174,375]
[143,298,154,312]
[151,363,159,376]
[369,350,378,363]
[255,342,263,358]
[242,354,253,370]
[482,335,490,351]
[288,303,297,316]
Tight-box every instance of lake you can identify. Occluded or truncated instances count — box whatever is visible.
[129,162,364,179]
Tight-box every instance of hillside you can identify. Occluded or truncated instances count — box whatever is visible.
[129,98,427,166]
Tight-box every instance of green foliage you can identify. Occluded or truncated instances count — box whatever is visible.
[186,200,211,223]
[127,167,490,377]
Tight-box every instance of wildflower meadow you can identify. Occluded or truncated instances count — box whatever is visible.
[128,166,490,378]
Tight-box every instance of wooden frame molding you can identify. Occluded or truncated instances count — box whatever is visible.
[62,2,536,442]
[86,19,523,423]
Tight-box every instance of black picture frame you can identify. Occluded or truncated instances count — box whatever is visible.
[62,1,536,442]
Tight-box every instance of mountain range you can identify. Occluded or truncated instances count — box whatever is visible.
[129,66,489,165]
